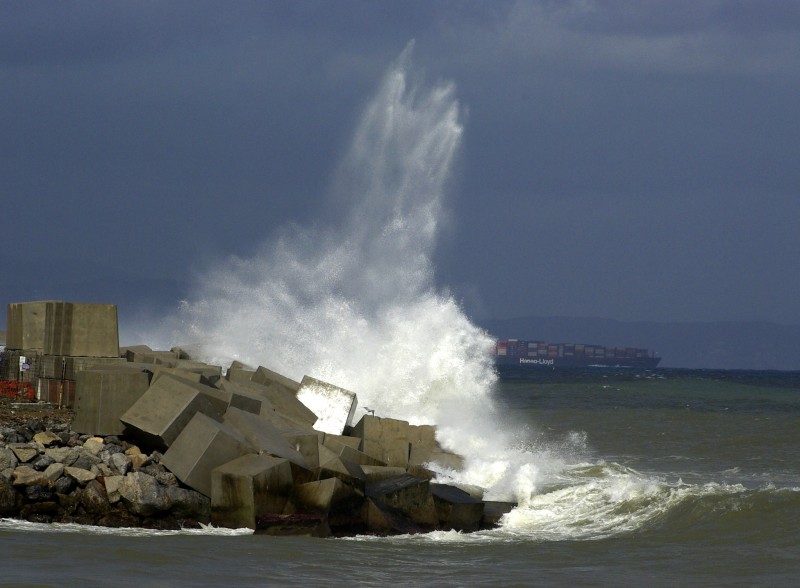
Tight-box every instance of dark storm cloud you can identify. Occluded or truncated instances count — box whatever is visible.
[2,1,799,327]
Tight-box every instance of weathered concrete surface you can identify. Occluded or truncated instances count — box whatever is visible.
[293,477,359,513]
[250,366,300,394]
[222,407,309,469]
[365,474,438,529]
[408,446,465,472]
[6,301,53,351]
[43,302,119,357]
[223,377,317,430]
[119,374,222,450]
[72,367,150,436]
[161,412,254,497]
[360,465,407,484]
[214,380,266,416]
[351,415,410,468]
[211,454,293,529]
[316,445,366,490]
[430,483,484,532]
[283,431,321,470]
[295,376,358,435]
[482,501,518,528]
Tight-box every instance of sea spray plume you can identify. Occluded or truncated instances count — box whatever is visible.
[172,44,550,501]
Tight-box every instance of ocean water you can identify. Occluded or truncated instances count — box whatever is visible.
[3,369,799,587]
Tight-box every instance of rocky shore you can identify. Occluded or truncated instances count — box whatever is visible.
[0,398,210,529]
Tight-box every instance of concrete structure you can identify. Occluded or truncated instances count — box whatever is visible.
[43,302,119,357]
[161,412,254,497]
[222,407,308,468]
[119,373,222,450]
[430,483,484,532]
[220,378,318,430]
[351,415,411,468]
[295,376,358,435]
[72,366,151,435]
[6,301,52,351]
[365,474,438,528]
[211,454,293,529]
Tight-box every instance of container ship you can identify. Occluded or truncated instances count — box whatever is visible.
[494,338,661,375]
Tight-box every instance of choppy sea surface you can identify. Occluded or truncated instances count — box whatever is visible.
[2,368,798,587]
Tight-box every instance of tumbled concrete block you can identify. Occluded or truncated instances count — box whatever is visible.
[365,473,438,529]
[72,367,151,436]
[351,415,410,468]
[360,465,407,484]
[222,407,308,469]
[225,361,257,384]
[119,373,222,451]
[43,301,119,357]
[408,424,437,452]
[161,412,254,497]
[251,365,300,393]
[294,477,359,513]
[316,445,366,490]
[430,483,484,532]
[408,446,465,472]
[226,375,318,429]
[211,454,293,529]
[482,501,518,528]
[215,380,268,416]
[283,431,321,470]
[296,376,358,435]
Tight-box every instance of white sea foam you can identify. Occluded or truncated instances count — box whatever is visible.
[0,518,253,537]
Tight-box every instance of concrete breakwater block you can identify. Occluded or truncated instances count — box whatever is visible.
[481,501,518,528]
[72,367,151,436]
[295,376,358,435]
[43,302,120,357]
[222,407,309,469]
[365,473,438,529]
[161,412,254,497]
[6,301,52,351]
[119,374,222,450]
[294,477,360,513]
[351,415,411,468]
[211,454,293,530]
[430,483,484,532]
[226,373,318,429]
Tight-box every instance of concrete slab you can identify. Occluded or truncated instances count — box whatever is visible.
[294,477,359,513]
[72,367,151,436]
[296,376,358,435]
[430,483,484,532]
[119,373,223,451]
[224,378,318,429]
[222,407,309,468]
[161,412,254,497]
[365,473,438,528]
[211,454,293,529]
[351,415,410,468]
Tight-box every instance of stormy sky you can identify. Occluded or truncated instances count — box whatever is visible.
[3,1,799,330]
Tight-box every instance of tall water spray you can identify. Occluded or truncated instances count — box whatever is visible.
[173,46,550,501]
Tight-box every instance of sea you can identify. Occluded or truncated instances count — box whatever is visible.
[2,368,799,587]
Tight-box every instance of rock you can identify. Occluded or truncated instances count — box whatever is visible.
[79,479,111,515]
[54,476,75,495]
[43,462,65,484]
[165,486,210,519]
[0,476,18,516]
[33,431,62,447]
[31,454,55,472]
[64,466,97,486]
[0,448,19,471]
[12,465,49,487]
[71,450,101,471]
[118,472,171,516]
[10,444,39,463]
[82,437,105,456]
[24,484,55,503]
[45,446,79,466]
[109,453,130,475]
[104,475,124,504]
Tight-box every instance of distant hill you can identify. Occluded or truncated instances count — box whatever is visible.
[477,316,800,371]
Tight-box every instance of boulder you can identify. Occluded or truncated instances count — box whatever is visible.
[118,471,171,516]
